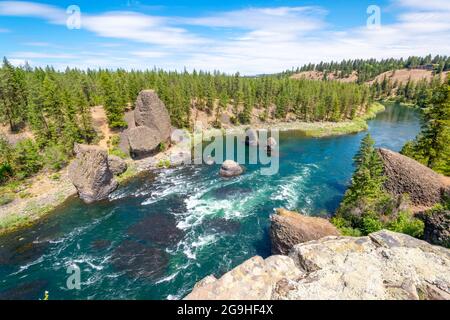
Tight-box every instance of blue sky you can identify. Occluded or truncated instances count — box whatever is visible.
[0,0,449,74]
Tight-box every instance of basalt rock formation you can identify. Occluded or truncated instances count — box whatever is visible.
[245,129,258,147]
[185,230,450,300]
[134,89,172,142]
[377,148,449,207]
[421,210,450,248]
[128,126,161,159]
[270,209,340,255]
[107,155,127,175]
[68,144,118,204]
[125,90,172,158]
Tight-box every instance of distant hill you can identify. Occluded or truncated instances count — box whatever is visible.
[368,69,449,85]
[290,68,449,85]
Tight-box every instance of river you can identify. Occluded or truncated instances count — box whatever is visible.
[0,103,421,300]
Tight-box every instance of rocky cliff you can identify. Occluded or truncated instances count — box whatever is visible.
[185,230,450,300]
[68,144,118,204]
[377,148,450,207]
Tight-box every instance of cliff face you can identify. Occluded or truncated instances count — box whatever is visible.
[185,230,450,300]
[377,148,449,207]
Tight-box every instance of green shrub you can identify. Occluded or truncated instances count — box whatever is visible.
[43,144,69,171]
[156,159,171,169]
[388,211,424,238]
[50,173,61,181]
[158,142,168,152]
[13,139,43,179]
[331,216,362,237]
[362,215,384,234]
[109,148,129,159]
[0,193,15,206]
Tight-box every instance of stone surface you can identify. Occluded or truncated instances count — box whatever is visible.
[68,144,118,204]
[245,129,258,146]
[127,126,161,159]
[270,208,340,255]
[267,137,277,152]
[219,160,243,177]
[107,155,127,175]
[377,148,449,207]
[421,210,450,248]
[184,255,302,300]
[186,230,450,300]
[134,89,171,142]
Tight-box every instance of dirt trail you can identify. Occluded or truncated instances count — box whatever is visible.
[91,105,113,149]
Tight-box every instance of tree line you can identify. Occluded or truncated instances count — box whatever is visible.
[0,57,372,185]
[402,76,450,176]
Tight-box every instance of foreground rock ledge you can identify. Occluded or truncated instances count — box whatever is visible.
[270,208,340,255]
[185,230,450,300]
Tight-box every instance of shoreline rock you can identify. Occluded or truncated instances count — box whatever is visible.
[108,155,127,176]
[270,208,340,255]
[245,129,258,147]
[68,144,118,204]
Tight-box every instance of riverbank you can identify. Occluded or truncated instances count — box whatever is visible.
[0,103,385,235]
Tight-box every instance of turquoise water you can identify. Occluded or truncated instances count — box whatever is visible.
[0,104,421,300]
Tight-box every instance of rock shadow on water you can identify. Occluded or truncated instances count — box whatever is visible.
[90,239,112,251]
[111,240,168,282]
[0,237,50,267]
[127,213,185,247]
[211,186,253,200]
[0,279,49,300]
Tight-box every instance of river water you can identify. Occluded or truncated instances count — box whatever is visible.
[0,103,421,300]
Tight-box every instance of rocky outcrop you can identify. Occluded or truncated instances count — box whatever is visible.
[185,255,302,300]
[270,209,340,255]
[128,126,161,159]
[186,230,450,300]
[107,155,127,175]
[219,160,243,177]
[377,148,449,207]
[422,210,450,248]
[245,129,258,147]
[267,137,277,152]
[124,90,172,159]
[68,144,118,204]
[134,89,171,142]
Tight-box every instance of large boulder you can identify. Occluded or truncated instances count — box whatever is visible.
[219,160,243,177]
[186,230,450,300]
[128,126,161,159]
[245,129,258,147]
[108,155,127,175]
[270,209,340,255]
[421,210,450,248]
[377,148,449,207]
[68,144,118,204]
[134,90,171,142]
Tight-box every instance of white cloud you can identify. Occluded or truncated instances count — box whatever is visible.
[12,51,76,59]
[395,0,450,11]
[0,1,65,23]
